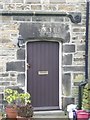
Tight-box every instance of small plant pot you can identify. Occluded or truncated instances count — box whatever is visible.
[17,104,33,118]
[5,107,18,118]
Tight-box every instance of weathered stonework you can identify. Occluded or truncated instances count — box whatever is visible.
[19,22,70,40]
[62,73,71,96]
[17,73,25,86]
[17,49,25,60]
[0,0,87,110]
[72,86,79,104]
[73,52,85,65]
[6,61,25,72]
[63,54,72,65]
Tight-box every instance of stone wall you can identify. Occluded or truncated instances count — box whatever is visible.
[0,0,86,110]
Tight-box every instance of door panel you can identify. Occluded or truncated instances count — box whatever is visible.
[27,41,59,110]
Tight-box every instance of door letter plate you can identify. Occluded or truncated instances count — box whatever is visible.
[38,71,48,75]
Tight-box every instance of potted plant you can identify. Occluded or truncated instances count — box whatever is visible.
[4,88,19,118]
[17,92,33,118]
[4,88,33,119]
[82,83,90,112]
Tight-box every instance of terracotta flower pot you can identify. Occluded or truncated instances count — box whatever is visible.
[5,107,18,118]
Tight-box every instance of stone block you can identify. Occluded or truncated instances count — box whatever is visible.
[73,73,84,82]
[31,5,42,10]
[43,4,57,11]
[13,16,32,21]
[64,32,70,43]
[72,36,78,41]
[17,74,25,86]
[63,44,75,53]
[19,23,40,40]
[4,78,16,81]
[15,4,24,10]
[24,4,31,10]
[63,66,85,72]
[72,86,79,98]
[26,0,40,4]
[4,4,16,11]
[0,0,11,3]
[0,4,3,9]
[62,73,71,96]
[12,0,23,3]
[0,94,3,99]
[32,16,51,22]
[74,51,85,58]
[74,57,85,64]
[0,66,5,72]
[0,87,4,92]
[77,45,85,51]
[0,82,10,86]
[1,15,12,22]
[50,0,66,3]
[10,82,17,86]
[73,28,81,32]
[66,0,85,3]
[72,86,80,105]
[73,58,85,65]
[58,4,75,11]
[51,17,64,22]
[10,72,16,77]
[63,54,72,65]
[6,61,25,72]
[19,22,70,41]
[17,49,25,60]
[73,51,85,65]
[0,73,9,77]
[74,82,80,86]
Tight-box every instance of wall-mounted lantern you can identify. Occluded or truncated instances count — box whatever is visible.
[17,35,24,47]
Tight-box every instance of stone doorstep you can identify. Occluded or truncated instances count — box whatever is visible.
[0,111,68,119]
[33,110,68,118]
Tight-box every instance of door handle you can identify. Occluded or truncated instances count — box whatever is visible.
[27,63,31,69]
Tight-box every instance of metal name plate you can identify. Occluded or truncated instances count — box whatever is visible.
[38,71,48,75]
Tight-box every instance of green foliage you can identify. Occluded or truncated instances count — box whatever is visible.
[82,83,90,111]
[4,88,33,118]
[19,92,31,105]
[4,89,19,104]
[4,88,31,105]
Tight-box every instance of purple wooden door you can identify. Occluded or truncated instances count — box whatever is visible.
[27,41,59,110]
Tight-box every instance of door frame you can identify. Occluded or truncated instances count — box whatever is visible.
[25,39,62,109]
